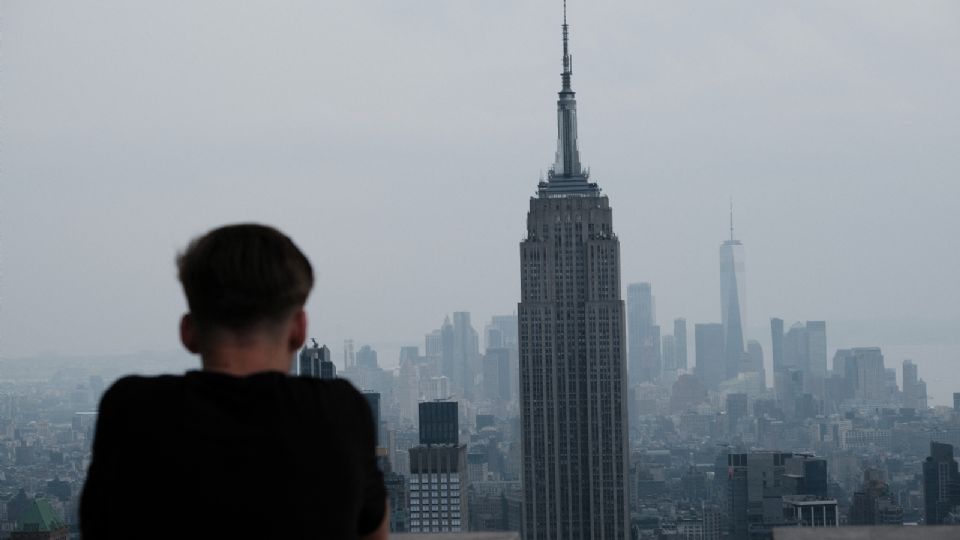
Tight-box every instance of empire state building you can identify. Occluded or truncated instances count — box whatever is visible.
[518,3,629,539]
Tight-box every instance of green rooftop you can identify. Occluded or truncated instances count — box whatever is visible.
[17,498,66,532]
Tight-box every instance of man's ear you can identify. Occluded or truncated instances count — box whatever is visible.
[180,313,201,354]
[288,309,307,352]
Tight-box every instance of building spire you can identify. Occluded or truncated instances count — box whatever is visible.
[550,0,584,179]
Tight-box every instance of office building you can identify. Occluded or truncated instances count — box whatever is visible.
[483,348,512,402]
[746,340,765,382]
[409,445,468,533]
[409,400,468,533]
[695,323,725,389]
[727,451,834,539]
[841,347,885,402]
[343,339,356,370]
[674,317,688,371]
[419,401,458,446]
[628,282,661,383]
[662,335,677,374]
[902,359,928,410]
[770,318,785,374]
[849,469,903,526]
[486,314,520,405]
[719,204,747,380]
[298,340,336,379]
[726,393,748,433]
[452,312,480,399]
[805,321,827,378]
[923,441,960,525]
[518,5,628,538]
[486,315,519,350]
[356,345,379,370]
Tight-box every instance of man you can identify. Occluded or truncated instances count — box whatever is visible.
[81,224,388,539]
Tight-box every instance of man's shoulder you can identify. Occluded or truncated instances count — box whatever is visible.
[284,376,367,410]
[101,374,184,401]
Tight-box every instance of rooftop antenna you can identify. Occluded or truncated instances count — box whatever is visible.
[561,0,572,91]
[729,197,735,241]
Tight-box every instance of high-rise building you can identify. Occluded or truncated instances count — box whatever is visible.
[343,339,355,370]
[841,347,885,402]
[440,317,455,387]
[661,335,677,372]
[483,348,512,402]
[719,204,747,381]
[783,323,808,373]
[902,359,929,410]
[746,340,765,389]
[409,400,468,533]
[486,315,519,349]
[518,5,628,538]
[452,312,480,399]
[408,445,468,533]
[486,314,520,405]
[805,321,827,378]
[694,323,725,389]
[627,282,661,384]
[419,401,459,446]
[298,339,336,379]
[770,318,784,374]
[954,392,960,411]
[849,469,903,526]
[674,318,688,372]
[923,441,960,525]
[727,451,834,539]
[726,393,748,433]
[357,345,379,370]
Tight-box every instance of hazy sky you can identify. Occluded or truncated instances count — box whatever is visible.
[3,2,959,397]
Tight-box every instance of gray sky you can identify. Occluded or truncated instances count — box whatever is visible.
[3,1,959,399]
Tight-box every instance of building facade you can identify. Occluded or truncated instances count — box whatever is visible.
[627,282,660,384]
[719,209,747,382]
[518,6,629,539]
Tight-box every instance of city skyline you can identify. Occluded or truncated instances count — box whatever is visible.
[3,2,959,405]
[4,2,960,535]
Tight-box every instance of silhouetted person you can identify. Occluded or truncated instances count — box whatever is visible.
[81,224,387,539]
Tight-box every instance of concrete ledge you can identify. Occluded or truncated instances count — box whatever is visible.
[775,526,960,540]
[392,533,520,540]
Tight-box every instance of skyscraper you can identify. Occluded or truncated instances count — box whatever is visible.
[805,321,827,378]
[298,340,336,379]
[518,4,628,538]
[627,282,661,384]
[719,204,747,381]
[674,317,688,372]
[419,401,459,446]
[694,323,725,390]
[923,442,960,525]
[410,401,468,533]
[770,318,784,374]
[452,312,480,399]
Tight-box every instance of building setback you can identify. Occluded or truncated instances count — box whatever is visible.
[518,4,629,539]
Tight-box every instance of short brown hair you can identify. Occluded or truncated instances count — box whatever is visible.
[177,224,314,332]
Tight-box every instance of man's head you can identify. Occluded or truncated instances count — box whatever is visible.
[177,224,313,373]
